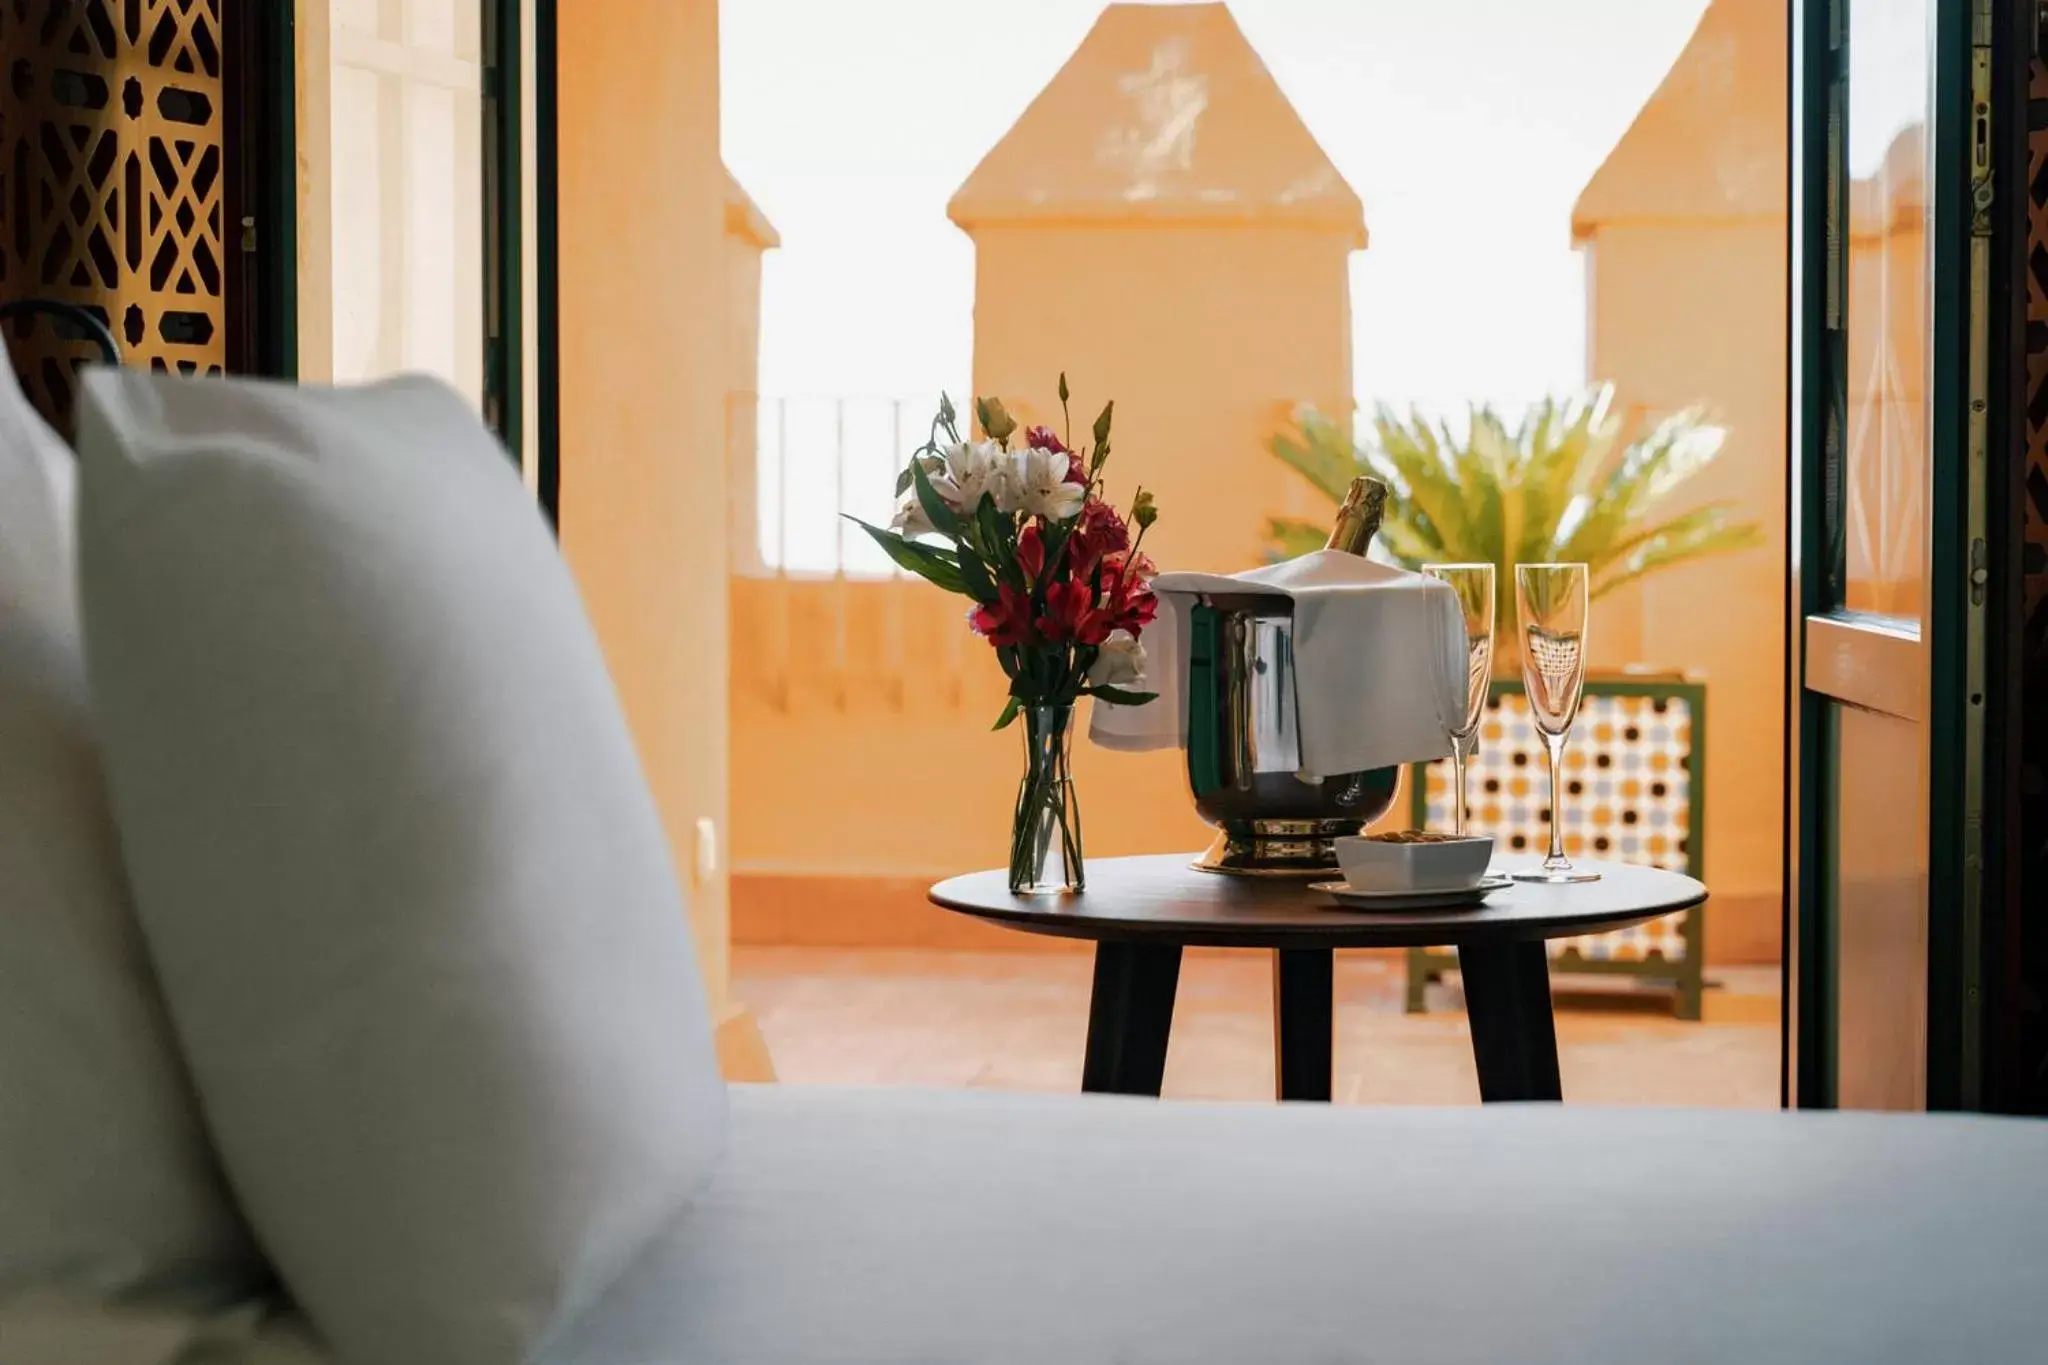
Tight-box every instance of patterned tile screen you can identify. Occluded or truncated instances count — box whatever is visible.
[1417,687,1698,963]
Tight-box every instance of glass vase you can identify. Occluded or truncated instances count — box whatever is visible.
[1010,704,1084,894]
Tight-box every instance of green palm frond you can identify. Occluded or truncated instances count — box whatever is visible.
[1264,386,1763,627]
[1268,408,1360,505]
[1263,516,1333,563]
[1591,504,1766,599]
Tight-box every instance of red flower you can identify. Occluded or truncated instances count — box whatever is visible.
[1111,583,1159,635]
[1103,549,1156,583]
[1070,499,1129,571]
[1102,550,1160,634]
[1037,579,1113,646]
[970,584,1037,648]
[1025,425,1068,453]
[1016,523,1062,584]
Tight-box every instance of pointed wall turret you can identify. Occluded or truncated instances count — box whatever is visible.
[949,2,1364,576]
[942,1,1367,857]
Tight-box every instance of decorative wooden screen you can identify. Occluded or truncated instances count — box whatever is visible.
[2020,55,2048,1111]
[0,0,226,425]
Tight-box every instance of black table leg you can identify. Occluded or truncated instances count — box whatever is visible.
[1081,941,1182,1095]
[1457,941,1563,1102]
[1272,948,1334,1101]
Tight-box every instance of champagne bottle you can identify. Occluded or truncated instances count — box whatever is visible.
[1323,475,1389,556]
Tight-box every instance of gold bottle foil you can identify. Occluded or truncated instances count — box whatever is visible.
[1323,475,1389,556]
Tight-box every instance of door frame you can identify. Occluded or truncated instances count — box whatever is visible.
[227,0,554,522]
[222,1,298,379]
[1784,0,1997,1110]
[1920,0,1981,1112]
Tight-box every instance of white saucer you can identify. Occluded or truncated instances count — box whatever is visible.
[1308,875,1513,912]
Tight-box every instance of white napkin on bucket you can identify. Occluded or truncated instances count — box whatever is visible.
[1090,551,1467,779]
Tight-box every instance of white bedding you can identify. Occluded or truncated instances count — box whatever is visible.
[17,1086,2048,1365]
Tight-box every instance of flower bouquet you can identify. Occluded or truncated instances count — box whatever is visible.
[850,376,1161,893]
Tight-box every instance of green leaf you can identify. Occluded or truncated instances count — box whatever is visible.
[1087,686,1158,706]
[975,494,1022,591]
[954,541,997,602]
[909,455,962,539]
[992,697,1022,731]
[846,517,967,593]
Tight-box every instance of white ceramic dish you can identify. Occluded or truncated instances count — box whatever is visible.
[1333,834,1495,893]
[1310,875,1513,912]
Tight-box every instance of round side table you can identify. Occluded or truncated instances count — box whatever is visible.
[929,854,1708,1103]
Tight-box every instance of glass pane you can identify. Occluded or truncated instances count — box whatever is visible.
[1841,0,1930,618]
[301,0,486,407]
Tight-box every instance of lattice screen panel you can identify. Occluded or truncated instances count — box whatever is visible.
[2020,56,2048,1110]
[0,0,225,424]
[1413,683,1701,966]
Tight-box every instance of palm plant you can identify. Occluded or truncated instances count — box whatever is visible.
[1266,385,1764,644]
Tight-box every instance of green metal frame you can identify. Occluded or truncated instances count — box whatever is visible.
[482,0,523,465]
[228,0,297,379]
[533,0,560,528]
[1920,0,1980,1111]
[1787,0,1984,1109]
[1403,676,1709,1021]
[1786,0,1844,1109]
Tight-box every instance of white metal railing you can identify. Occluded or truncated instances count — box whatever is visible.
[730,392,967,578]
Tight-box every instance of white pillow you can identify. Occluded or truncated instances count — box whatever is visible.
[0,357,258,1303]
[75,369,728,1365]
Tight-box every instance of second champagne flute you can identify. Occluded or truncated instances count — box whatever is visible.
[1421,563,1495,836]
[1512,562,1600,884]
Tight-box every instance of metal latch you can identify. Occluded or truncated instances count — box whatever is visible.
[1970,538,1988,605]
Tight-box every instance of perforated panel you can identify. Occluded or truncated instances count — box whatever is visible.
[0,0,225,423]
[1415,684,1700,965]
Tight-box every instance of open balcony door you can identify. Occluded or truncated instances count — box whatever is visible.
[1787,0,1990,1110]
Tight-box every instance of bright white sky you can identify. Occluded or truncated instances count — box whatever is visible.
[720,0,1720,570]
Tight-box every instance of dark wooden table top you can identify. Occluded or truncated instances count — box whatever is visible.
[929,854,1707,950]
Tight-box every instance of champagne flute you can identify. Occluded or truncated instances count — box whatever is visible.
[1512,563,1600,884]
[1422,563,1495,836]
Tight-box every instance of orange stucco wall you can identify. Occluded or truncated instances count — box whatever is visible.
[555,0,739,1023]
[1584,219,1786,925]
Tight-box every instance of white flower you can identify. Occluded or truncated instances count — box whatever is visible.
[930,440,1012,514]
[888,489,934,538]
[1009,445,1086,522]
[1088,630,1147,689]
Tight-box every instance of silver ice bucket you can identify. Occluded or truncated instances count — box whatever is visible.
[1184,592,1399,876]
